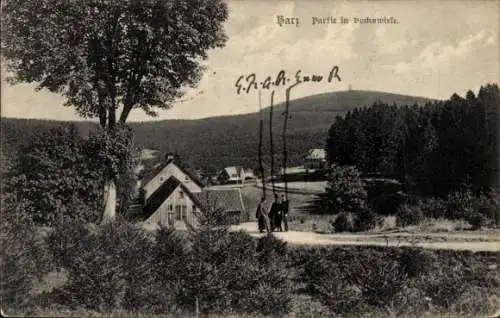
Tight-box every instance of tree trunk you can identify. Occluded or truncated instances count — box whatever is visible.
[101,178,117,224]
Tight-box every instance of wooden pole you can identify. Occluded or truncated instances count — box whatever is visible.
[269,90,276,196]
[258,90,266,198]
[282,82,300,198]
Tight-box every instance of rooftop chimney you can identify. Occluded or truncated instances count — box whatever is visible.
[165,153,175,162]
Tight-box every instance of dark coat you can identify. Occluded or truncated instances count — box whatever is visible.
[269,202,282,216]
[282,200,289,215]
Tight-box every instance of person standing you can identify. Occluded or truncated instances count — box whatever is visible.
[256,196,270,233]
[269,195,282,231]
[281,194,289,232]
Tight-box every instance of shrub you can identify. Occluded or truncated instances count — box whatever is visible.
[475,191,499,225]
[417,251,500,314]
[396,247,436,278]
[368,192,405,215]
[299,247,410,315]
[46,220,156,312]
[465,212,487,230]
[446,189,476,220]
[353,209,379,232]
[446,189,499,228]
[256,233,288,264]
[296,246,500,317]
[331,212,354,232]
[0,198,52,308]
[3,125,104,226]
[420,197,448,218]
[177,203,292,316]
[396,204,424,227]
[325,164,368,214]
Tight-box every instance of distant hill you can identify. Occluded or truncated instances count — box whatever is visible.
[1,90,436,175]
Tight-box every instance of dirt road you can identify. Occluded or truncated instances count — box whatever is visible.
[231,222,500,252]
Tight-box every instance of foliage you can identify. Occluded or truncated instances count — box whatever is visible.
[331,212,354,232]
[396,204,424,227]
[419,197,448,218]
[326,84,499,197]
[325,164,368,214]
[2,0,229,127]
[84,125,140,215]
[46,220,156,312]
[363,178,405,215]
[3,124,103,225]
[1,90,434,176]
[0,196,52,307]
[445,188,477,220]
[445,188,498,228]
[2,0,228,223]
[291,246,499,317]
[177,202,292,316]
[3,124,139,225]
[353,208,379,232]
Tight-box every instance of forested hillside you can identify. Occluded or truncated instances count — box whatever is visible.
[327,84,500,197]
[1,90,433,174]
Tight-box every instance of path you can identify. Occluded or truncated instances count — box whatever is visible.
[231,222,500,252]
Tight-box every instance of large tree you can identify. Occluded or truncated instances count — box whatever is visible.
[2,0,228,222]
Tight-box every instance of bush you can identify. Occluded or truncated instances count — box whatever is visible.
[420,197,448,218]
[46,220,156,312]
[353,209,379,232]
[446,189,476,220]
[396,204,424,227]
[475,191,499,225]
[396,247,436,278]
[0,198,52,308]
[299,247,410,315]
[295,246,499,317]
[176,203,293,316]
[178,230,292,316]
[3,125,104,226]
[331,212,354,232]
[417,251,500,313]
[465,212,487,230]
[446,189,499,228]
[325,164,368,214]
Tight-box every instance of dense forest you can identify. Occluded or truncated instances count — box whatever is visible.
[1,90,432,175]
[326,84,499,197]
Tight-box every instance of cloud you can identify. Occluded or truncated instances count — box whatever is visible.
[379,39,421,54]
[385,29,496,74]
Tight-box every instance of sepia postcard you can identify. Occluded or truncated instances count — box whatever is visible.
[1,0,499,317]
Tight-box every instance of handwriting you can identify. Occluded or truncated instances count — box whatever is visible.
[235,66,342,95]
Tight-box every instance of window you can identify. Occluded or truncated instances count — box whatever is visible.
[175,205,182,220]
[179,191,184,198]
[168,204,173,211]
[175,205,187,221]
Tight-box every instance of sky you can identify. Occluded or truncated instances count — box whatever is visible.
[1,0,498,121]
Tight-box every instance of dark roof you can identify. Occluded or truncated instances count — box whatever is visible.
[141,176,203,220]
[141,159,204,188]
[194,188,245,212]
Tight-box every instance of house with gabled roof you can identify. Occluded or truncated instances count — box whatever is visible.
[217,166,245,184]
[132,153,246,230]
[304,148,327,170]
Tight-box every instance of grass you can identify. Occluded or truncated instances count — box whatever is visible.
[239,185,500,237]
[239,184,315,221]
